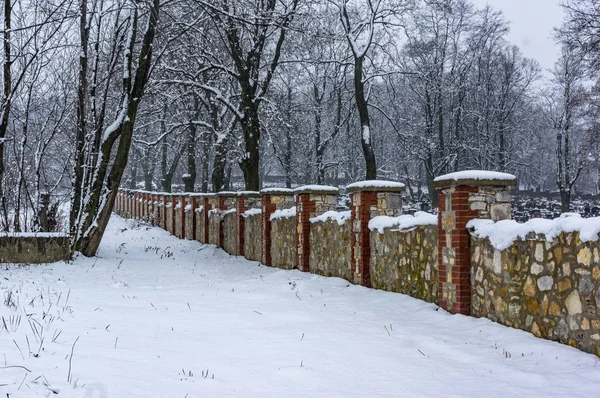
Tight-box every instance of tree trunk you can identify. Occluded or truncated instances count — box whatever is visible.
[353,56,377,180]
[73,0,160,256]
[239,98,261,191]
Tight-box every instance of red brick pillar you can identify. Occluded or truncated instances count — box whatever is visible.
[235,192,261,256]
[161,194,167,229]
[217,192,235,248]
[146,192,151,221]
[294,186,339,272]
[150,194,156,225]
[137,191,142,219]
[189,195,198,240]
[261,188,294,266]
[170,195,177,235]
[133,191,139,219]
[346,181,405,287]
[179,195,187,238]
[434,171,517,315]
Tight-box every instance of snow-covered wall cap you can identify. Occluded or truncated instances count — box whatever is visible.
[0,232,69,238]
[293,185,339,195]
[188,193,215,197]
[242,208,262,218]
[368,212,437,233]
[346,180,406,193]
[216,191,237,196]
[310,211,351,225]
[433,170,517,188]
[236,191,261,197]
[468,213,600,250]
[260,187,294,195]
[270,206,297,221]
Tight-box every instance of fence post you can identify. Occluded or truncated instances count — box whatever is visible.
[346,181,406,287]
[294,186,339,272]
[434,171,516,315]
[260,188,295,266]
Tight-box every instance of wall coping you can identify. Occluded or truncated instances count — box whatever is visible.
[346,180,406,193]
[236,191,261,197]
[294,185,339,195]
[216,191,237,197]
[188,193,215,197]
[261,187,295,195]
[433,170,517,189]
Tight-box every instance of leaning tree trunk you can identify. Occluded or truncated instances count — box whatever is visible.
[73,0,160,257]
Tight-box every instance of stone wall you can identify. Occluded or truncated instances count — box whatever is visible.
[370,226,438,303]
[243,212,262,262]
[309,218,351,281]
[185,207,194,240]
[174,201,182,238]
[0,234,70,263]
[208,210,220,245]
[222,210,237,255]
[196,208,205,243]
[165,204,174,234]
[271,216,296,269]
[471,233,600,356]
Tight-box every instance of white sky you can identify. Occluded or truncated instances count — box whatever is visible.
[473,0,564,75]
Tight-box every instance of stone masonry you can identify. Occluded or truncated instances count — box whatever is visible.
[471,232,600,357]
[346,181,405,287]
[235,192,261,256]
[295,186,338,272]
[261,188,295,266]
[434,173,517,315]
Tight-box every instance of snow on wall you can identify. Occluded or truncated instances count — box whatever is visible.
[468,214,600,250]
[309,211,351,225]
[368,212,437,233]
[270,206,296,221]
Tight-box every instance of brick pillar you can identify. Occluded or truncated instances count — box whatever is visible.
[179,195,187,238]
[346,181,406,287]
[434,171,517,315]
[217,192,236,248]
[235,192,261,256]
[131,191,137,218]
[146,192,151,221]
[142,192,146,219]
[170,195,177,235]
[294,186,339,272]
[188,195,198,240]
[137,191,142,219]
[162,194,168,229]
[260,188,295,266]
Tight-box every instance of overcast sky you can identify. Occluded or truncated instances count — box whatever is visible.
[473,0,565,76]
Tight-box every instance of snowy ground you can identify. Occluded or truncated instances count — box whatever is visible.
[1,216,599,397]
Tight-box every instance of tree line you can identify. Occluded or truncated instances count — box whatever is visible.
[0,0,599,255]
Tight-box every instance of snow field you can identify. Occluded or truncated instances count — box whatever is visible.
[0,216,599,397]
